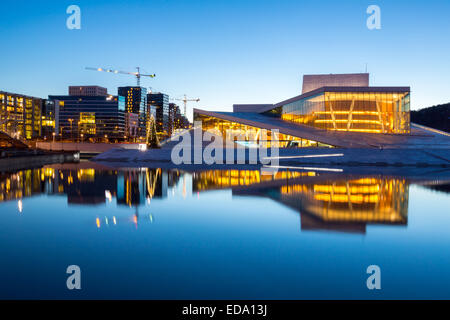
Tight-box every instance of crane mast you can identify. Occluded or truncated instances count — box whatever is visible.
[174,94,200,116]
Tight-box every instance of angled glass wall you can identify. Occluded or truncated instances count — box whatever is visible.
[194,112,335,148]
[270,90,410,134]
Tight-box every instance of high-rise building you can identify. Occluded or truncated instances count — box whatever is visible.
[125,113,139,139]
[0,91,42,140]
[69,86,108,97]
[118,87,147,114]
[169,103,189,132]
[41,99,59,139]
[147,93,169,136]
[168,103,178,134]
[118,87,147,138]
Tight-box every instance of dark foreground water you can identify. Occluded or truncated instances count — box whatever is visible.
[0,163,450,299]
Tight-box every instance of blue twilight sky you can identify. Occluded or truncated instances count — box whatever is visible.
[1,0,449,120]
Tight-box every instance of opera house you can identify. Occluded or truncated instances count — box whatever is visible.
[194,73,448,149]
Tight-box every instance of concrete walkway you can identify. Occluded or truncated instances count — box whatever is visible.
[92,146,450,169]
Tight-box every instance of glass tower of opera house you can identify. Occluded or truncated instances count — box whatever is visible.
[194,73,448,149]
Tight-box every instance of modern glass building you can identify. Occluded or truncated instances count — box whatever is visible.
[169,103,190,133]
[118,87,147,138]
[41,99,59,139]
[193,74,414,149]
[0,91,42,140]
[47,94,125,141]
[147,93,169,136]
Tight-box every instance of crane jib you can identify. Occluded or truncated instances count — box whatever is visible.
[85,66,156,86]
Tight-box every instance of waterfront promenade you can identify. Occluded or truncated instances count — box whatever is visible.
[36,141,145,153]
[93,123,450,171]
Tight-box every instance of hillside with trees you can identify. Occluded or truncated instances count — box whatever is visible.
[411,103,450,133]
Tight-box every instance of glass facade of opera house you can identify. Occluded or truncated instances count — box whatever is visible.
[194,86,411,148]
[194,113,334,148]
[265,89,410,134]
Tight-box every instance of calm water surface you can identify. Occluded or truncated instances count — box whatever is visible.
[0,163,450,299]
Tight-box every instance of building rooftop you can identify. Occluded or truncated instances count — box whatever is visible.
[302,73,370,94]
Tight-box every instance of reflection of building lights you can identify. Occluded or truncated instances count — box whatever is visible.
[105,190,112,202]
[96,217,100,228]
[18,199,22,213]
[78,169,95,181]
[149,214,153,223]
[194,169,314,191]
[280,179,408,223]
[263,153,344,160]
[133,214,138,229]
[105,217,109,225]
[264,165,343,173]
[113,216,117,225]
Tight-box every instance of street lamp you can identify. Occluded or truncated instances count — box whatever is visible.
[68,119,74,142]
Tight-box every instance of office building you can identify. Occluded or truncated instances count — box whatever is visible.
[118,86,147,138]
[169,103,180,134]
[0,91,42,140]
[125,113,139,139]
[48,90,125,141]
[41,99,58,139]
[169,103,190,132]
[147,93,169,136]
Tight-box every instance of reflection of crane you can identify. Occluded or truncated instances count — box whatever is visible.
[174,94,200,116]
[85,67,155,86]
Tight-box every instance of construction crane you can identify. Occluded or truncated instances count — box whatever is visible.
[85,67,155,86]
[174,94,200,116]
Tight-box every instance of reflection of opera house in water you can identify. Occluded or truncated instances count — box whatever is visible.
[0,165,445,234]
[193,170,410,234]
[276,178,409,233]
